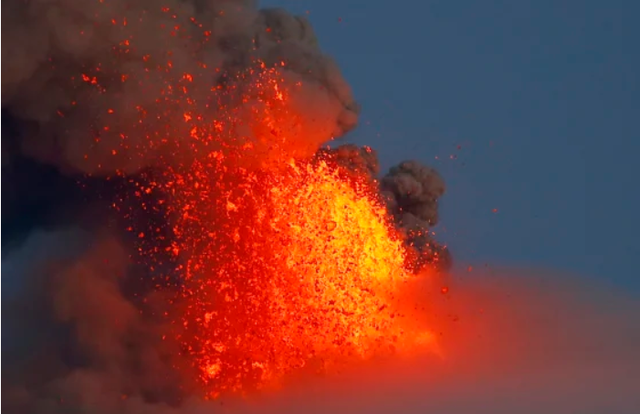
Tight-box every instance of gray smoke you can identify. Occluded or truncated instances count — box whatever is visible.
[2,230,191,414]
[381,160,452,271]
[2,0,358,174]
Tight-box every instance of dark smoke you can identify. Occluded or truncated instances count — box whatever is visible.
[381,160,451,271]
[1,0,360,248]
[2,0,451,412]
[2,231,194,413]
[2,0,358,174]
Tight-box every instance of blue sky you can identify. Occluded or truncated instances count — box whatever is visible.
[264,0,640,291]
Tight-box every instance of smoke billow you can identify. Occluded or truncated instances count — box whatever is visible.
[2,0,448,259]
[381,160,451,270]
[2,0,451,251]
[2,230,191,413]
[2,0,358,174]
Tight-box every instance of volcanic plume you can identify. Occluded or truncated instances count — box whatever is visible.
[2,0,450,411]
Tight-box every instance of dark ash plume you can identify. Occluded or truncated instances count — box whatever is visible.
[2,0,358,175]
[381,160,452,271]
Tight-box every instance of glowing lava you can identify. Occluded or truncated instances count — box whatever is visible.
[174,158,434,397]
[112,65,436,398]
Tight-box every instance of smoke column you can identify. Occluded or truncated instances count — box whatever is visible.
[2,0,357,173]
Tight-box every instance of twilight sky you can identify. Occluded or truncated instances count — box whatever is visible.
[263,0,640,291]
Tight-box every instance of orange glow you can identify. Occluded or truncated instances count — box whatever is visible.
[106,63,437,397]
[168,157,434,396]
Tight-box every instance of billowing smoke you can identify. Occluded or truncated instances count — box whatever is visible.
[2,230,192,413]
[2,0,358,174]
[1,0,453,412]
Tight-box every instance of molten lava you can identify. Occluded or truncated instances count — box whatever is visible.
[174,159,434,397]
[112,65,436,398]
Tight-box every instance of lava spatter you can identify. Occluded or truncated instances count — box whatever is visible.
[110,66,440,397]
[173,158,434,396]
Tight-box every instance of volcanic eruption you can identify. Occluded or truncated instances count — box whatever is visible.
[2,0,450,411]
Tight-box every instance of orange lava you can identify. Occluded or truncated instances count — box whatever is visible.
[109,65,436,397]
[173,158,434,397]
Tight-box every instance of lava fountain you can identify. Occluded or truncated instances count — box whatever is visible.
[2,0,450,407]
[117,67,442,398]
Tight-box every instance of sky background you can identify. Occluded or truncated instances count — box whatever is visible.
[264,0,640,291]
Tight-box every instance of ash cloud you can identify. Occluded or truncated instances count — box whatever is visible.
[0,0,365,262]
[2,230,192,414]
[381,160,451,271]
[2,0,450,265]
[2,0,358,175]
